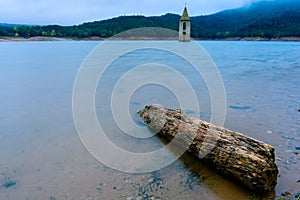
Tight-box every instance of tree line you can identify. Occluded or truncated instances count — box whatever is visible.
[0,0,299,39]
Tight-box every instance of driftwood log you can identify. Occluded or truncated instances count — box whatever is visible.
[138,105,278,193]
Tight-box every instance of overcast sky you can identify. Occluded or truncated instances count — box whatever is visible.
[0,0,257,25]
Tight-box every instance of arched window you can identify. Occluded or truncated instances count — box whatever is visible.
[183,22,186,31]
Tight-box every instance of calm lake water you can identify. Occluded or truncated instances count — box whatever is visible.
[0,41,299,200]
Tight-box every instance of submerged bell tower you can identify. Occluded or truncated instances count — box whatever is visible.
[179,6,191,42]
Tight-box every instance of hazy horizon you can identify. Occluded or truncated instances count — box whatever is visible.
[0,0,265,26]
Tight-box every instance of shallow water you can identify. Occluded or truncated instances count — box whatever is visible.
[0,41,299,199]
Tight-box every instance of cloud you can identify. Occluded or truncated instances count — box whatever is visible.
[0,0,256,25]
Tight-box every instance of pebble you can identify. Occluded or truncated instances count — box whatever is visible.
[2,180,16,188]
[49,196,56,200]
[284,191,293,196]
[148,178,154,183]
[273,191,300,200]
[267,130,273,134]
[295,146,300,151]
[97,183,103,192]
[149,196,155,200]
[126,197,134,200]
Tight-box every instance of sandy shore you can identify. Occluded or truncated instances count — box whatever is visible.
[196,37,300,41]
[0,36,74,42]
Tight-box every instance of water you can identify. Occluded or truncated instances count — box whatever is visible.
[0,41,299,199]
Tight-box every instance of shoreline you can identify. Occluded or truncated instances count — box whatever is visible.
[0,36,300,42]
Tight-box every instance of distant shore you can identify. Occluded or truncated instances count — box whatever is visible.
[1,36,300,42]
[0,36,74,42]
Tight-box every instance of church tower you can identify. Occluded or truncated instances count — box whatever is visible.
[179,6,191,42]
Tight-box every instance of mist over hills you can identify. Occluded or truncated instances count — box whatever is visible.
[191,0,300,38]
[0,0,299,39]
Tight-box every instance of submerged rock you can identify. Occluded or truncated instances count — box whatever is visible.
[1,180,16,188]
[229,105,251,110]
[97,182,103,192]
[49,196,56,200]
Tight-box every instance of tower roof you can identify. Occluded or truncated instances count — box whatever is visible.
[180,7,191,21]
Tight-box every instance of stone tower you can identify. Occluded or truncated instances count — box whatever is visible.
[179,6,191,42]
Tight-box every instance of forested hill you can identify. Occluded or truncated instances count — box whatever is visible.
[0,0,299,39]
[192,0,300,38]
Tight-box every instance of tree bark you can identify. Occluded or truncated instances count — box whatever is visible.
[138,105,278,193]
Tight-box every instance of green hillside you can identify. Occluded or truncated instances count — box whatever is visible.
[191,0,300,38]
[0,0,299,39]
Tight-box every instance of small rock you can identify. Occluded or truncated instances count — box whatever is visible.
[3,180,16,188]
[49,196,56,200]
[297,179,300,183]
[295,146,300,151]
[267,130,273,134]
[97,183,103,192]
[284,191,292,196]
[272,197,285,200]
[148,178,154,183]
[126,197,134,200]
[149,196,155,200]
[276,192,295,200]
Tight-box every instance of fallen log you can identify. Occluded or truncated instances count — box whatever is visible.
[138,105,278,193]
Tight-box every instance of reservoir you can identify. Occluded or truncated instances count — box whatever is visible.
[0,41,299,199]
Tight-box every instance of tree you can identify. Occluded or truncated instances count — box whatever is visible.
[50,29,56,37]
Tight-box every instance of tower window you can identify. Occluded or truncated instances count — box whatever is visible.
[183,22,186,31]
